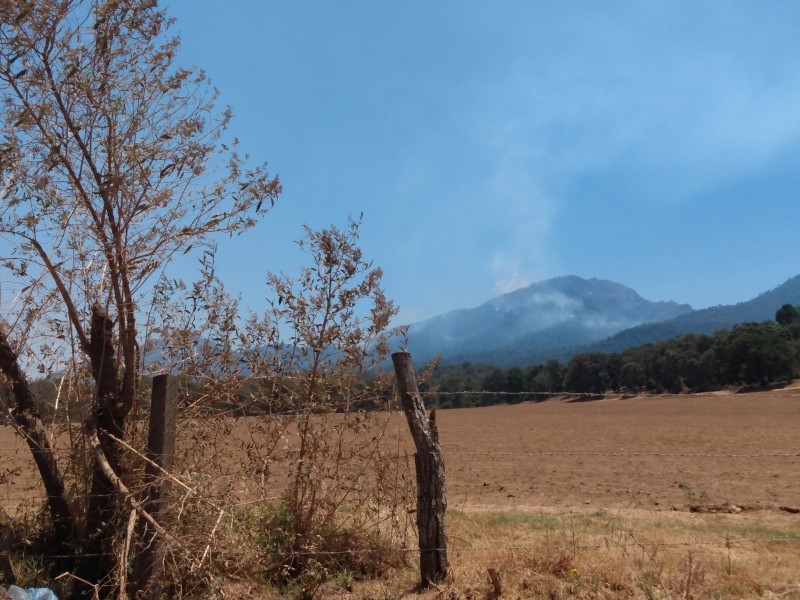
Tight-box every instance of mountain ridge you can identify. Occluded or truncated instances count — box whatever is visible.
[407,275,694,365]
[407,274,800,366]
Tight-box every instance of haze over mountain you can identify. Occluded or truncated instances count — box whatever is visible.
[407,274,800,366]
[406,276,693,365]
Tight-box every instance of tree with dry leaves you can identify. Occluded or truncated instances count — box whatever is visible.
[267,217,401,535]
[0,0,279,593]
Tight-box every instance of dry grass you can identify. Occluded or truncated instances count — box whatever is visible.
[346,508,800,600]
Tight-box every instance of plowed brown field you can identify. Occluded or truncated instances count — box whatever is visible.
[431,391,800,512]
[2,390,798,515]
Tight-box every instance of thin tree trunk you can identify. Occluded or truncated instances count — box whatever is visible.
[0,329,74,551]
[77,302,128,596]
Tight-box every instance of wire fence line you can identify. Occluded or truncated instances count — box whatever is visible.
[256,536,800,557]
[4,448,798,506]
[3,447,798,502]
[2,384,799,576]
[2,499,798,565]
[5,388,794,429]
[1,446,797,459]
[419,389,800,398]
[9,535,800,564]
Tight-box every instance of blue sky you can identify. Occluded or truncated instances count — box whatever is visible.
[166,1,800,324]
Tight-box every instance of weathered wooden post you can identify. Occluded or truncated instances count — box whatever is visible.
[132,374,178,599]
[391,352,448,586]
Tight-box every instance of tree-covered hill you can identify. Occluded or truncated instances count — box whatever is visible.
[583,275,800,356]
[420,304,800,408]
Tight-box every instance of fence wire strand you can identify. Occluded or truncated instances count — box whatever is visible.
[16,535,800,564]
[2,384,799,581]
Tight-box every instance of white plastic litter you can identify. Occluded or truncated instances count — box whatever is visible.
[2,587,59,600]
[5,586,30,600]
[26,590,59,600]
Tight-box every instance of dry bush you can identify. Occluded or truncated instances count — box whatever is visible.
[0,218,414,600]
[127,218,416,597]
[0,0,413,594]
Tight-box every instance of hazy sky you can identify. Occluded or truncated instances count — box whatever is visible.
[166,1,800,323]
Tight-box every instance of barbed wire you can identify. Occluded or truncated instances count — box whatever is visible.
[440,450,800,458]
[271,536,800,557]
[418,389,800,398]
[159,449,800,466]
[173,448,798,461]
[12,535,800,564]
[4,444,798,500]
[169,394,398,420]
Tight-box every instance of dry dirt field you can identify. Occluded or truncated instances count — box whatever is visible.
[430,391,800,512]
[2,390,798,513]
[2,390,799,598]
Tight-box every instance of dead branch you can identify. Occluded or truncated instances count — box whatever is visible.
[84,420,177,547]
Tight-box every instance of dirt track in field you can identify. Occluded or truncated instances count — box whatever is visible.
[2,391,799,515]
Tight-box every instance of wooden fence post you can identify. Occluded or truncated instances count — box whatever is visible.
[391,352,448,586]
[132,374,178,599]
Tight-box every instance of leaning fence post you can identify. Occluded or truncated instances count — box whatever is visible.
[132,374,178,599]
[391,351,449,586]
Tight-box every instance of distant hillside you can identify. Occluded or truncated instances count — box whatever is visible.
[407,276,693,365]
[407,274,800,367]
[584,274,800,355]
